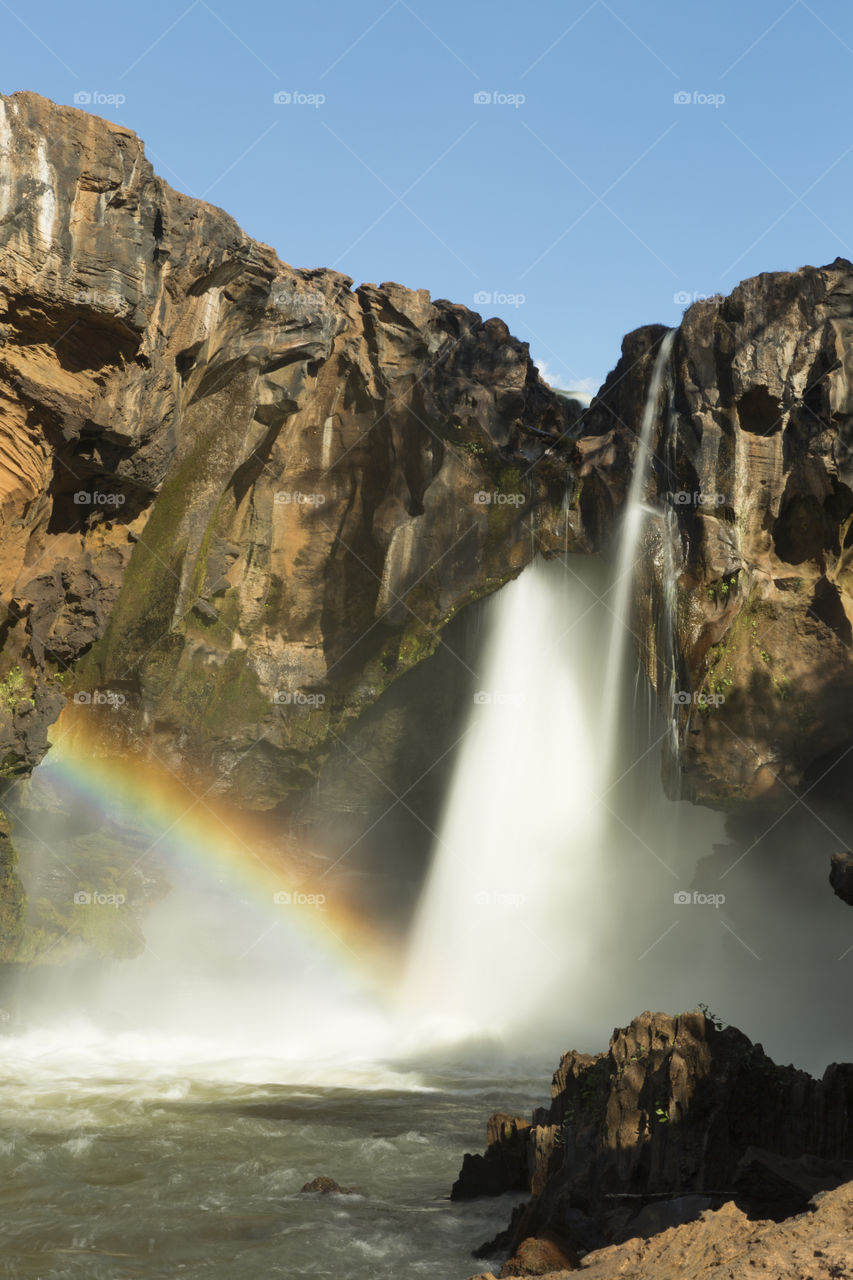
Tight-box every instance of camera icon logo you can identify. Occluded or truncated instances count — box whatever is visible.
[273,91,292,105]
[73,691,92,705]
[673,890,692,905]
[474,290,492,305]
[273,890,292,905]
[73,91,93,105]
[74,890,92,905]
[474,91,492,105]
[674,91,692,105]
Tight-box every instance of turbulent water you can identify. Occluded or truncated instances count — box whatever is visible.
[0,1042,543,1279]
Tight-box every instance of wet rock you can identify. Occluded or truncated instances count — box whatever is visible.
[453,1113,531,1199]
[299,1176,355,1195]
[830,850,853,905]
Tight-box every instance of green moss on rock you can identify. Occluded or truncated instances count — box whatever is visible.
[0,810,25,961]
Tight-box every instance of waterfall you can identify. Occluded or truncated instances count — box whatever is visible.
[657,369,683,767]
[599,329,676,774]
[398,557,606,1051]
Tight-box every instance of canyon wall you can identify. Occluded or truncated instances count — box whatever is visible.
[0,91,577,816]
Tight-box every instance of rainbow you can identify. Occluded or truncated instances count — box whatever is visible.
[36,704,398,996]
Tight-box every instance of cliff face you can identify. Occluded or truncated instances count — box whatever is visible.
[0,91,576,808]
[3,90,853,851]
[585,267,853,807]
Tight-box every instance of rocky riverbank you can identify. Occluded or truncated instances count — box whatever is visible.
[456,1010,853,1276]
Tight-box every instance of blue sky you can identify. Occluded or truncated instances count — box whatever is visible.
[1,0,852,392]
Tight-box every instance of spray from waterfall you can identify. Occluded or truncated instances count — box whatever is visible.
[599,329,676,775]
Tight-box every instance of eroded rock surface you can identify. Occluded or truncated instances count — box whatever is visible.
[0,90,576,810]
[456,1011,853,1265]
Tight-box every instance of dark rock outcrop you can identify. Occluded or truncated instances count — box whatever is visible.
[453,1113,532,1200]
[456,1011,853,1264]
[830,850,853,905]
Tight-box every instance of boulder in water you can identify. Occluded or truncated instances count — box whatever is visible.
[299,1176,355,1195]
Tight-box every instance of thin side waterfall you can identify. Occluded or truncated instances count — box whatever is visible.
[599,329,676,774]
[658,372,683,766]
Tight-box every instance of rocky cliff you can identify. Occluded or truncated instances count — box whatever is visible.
[456,1010,853,1273]
[585,268,853,807]
[0,90,577,812]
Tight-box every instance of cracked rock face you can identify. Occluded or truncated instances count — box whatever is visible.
[585,262,853,808]
[0,90,576,806]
